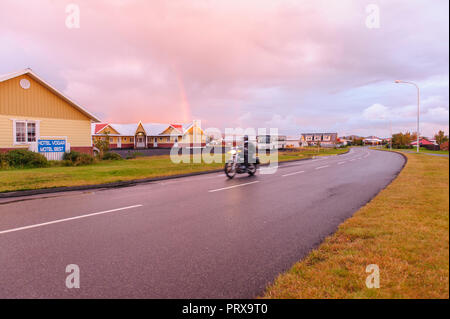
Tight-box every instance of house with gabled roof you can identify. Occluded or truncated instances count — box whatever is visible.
[92,119,205,149]
[0,68,100,156]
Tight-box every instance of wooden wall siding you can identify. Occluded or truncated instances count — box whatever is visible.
[0,75,90,121]
[98,126,120,135]
[0,114,92,148]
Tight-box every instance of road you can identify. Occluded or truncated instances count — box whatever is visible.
[0,147,405,298]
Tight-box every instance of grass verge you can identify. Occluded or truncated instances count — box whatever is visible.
[263,150,449,298]
[0,147,348,193]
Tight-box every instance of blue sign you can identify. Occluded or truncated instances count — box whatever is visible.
[38,139,66,153]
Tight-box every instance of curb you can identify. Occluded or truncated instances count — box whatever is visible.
[0,149,350,199]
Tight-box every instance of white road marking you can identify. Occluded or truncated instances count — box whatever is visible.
[0,205,143,235]
[315,165,330,170]
[282,170,305,177]
[208,181,260,193]
[338,161,346,165]
[350,159,356,161]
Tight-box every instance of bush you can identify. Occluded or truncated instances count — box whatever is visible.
[102,152,123,160]
[125,151,144,159]
[94,138,110,157]
[0,152,8,169]
[63,151,95,166]
[4,149,48,168]
[440,141,449,151]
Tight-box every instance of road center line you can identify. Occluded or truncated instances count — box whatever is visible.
[282,170,305,177]
[315,165,330,170]
[0,205,143,235]
[208,181,260,193]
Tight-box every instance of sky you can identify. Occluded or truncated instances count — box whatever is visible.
[0,0,448,137]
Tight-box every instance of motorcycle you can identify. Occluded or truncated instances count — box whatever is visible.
[224,148,259,179]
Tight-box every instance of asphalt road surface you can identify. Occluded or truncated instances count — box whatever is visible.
[0,147,405,298]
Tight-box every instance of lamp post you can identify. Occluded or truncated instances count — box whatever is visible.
[395,80,420,153]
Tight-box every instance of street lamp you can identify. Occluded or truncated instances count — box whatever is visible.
[395,80,420,153]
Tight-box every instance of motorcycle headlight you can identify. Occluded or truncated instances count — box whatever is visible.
[228,149,237,155]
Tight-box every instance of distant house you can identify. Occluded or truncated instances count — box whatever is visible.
[410,138,435,147]
[0,68,100,157]
[363,136,383,145]
[301,133,338,147]
[286,136,300,148]
[92,120,205,149]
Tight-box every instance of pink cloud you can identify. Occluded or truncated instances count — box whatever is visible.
[0,0,448,136]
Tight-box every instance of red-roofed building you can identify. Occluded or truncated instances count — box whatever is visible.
[92,120,205,149]
[94,123,109,134]
[170,124,183,133]
[411,138,435,146]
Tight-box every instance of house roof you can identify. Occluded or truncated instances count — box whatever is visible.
[144,123,172,135]
[110,123,139,136]
[170,124,184,133]
[301,133,337,135]
[93,123,109,134]
[411,138,435,145]
[0,68,101,122]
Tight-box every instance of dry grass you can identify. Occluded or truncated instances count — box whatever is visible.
[263,151,449,299]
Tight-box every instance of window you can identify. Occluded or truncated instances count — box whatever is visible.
[14,120,38,144]
[15,122,26,143]
[123,137,127,142]
[130,137,134,143]
[110,137,113,143]
[27,123,36,142]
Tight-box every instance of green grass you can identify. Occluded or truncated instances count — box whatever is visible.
[0,147,348,193]
[380,146,449,155]
[263,150,449,299]
[417,147,449,155]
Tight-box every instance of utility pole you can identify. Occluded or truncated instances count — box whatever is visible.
[395,80,420,153]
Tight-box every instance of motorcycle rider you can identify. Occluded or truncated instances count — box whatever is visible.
[241,135,256,169]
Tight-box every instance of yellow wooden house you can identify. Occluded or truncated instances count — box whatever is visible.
[92,120,205,149]
[0,69,100,156]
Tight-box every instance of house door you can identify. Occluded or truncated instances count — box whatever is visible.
[117,137,122,148]
[137,136,145,148]
[153,138,158,148]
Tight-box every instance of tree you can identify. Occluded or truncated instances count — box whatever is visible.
[94,133,110,157]
[392,132,413,149]
[434,130,449,145]
[352,138,364,146]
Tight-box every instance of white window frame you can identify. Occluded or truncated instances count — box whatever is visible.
[12,119,40,145]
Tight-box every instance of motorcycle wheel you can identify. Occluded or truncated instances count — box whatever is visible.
[224,162,236,179]
[247,163,257,176]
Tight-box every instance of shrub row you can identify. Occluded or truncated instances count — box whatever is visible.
[62,151,95,166]
[0,149,48,168]
[101,152,123,161]
[1,150,124,170]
